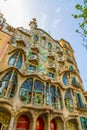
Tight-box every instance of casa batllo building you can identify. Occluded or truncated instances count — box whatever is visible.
[0,13,87,130]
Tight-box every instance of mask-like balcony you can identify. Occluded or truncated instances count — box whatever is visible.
[28,55,39,65]
[56,48,63,54]
[58,57,64,63]
[31,44,39,53]
[48,52,55,60]
[47,63,56,72]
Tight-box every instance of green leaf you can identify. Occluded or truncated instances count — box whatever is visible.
[75,4,83,10]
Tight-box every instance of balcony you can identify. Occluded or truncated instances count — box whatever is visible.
[28,55,39,65]
[72,80,80,88]
[58,57,64,63]
[56,48,63,54]
[31,44,39,53]
[48,52,55,60]
[48,63,56,72]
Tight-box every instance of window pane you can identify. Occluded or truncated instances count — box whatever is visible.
[8,52,18,66]
[16,53,22,69]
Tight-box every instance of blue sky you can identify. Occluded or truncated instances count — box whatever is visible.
[0,0,87,90]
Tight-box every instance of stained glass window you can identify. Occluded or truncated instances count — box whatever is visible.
[46,85,50,105]
[0,70,17,98]
[19,78,33,103]
[16,52,22,69]
[34,80,44,105]
[8,51,22,69]
[50,85,56,108]
[62,73,69,86]
[64,90,73,112]
[57,88,62,110]
[8,71,17,98]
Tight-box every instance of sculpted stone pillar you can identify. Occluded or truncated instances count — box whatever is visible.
[8,115,15,130]
[31,118,36,130]
[47,113,50,130]
[77,117,82,130]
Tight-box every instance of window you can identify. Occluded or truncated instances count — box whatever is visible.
[57,88,62,110]
[64,90,73,112]
[0,70,17,98]
[62,73,69,86]
[48,72,55,78]
[46,85,50,105]
[34,80,44,105]
[48,43,52,49]
[34,35,39,41]
[76,93,85,108]
[69,65,74,71]
[19,78,33,103]
[50,85,56,108]
[65,50,69,55]
[72,77,80,87]
[8,51,23,69]
[28,65,36,71]
[80,117,87,130]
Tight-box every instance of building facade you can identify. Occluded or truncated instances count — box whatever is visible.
[0,13,87,130]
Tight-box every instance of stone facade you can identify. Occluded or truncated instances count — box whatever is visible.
[0,13,87,130]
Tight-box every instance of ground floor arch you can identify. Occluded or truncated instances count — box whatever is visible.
[50,119,56,130]
[36,117,44,130]
[0,107,11,130]
[0,123,2,130]
[66,119,78,130]
[16,114,30,130]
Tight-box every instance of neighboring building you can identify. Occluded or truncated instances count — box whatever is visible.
[0,13,87,130]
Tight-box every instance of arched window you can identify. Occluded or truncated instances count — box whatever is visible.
[64,90,73,112]
[50,85,56,108]
[34,80,44,105]
[19,78,33,103]
[8,51,23,69]
[0,70,17,98]
[62,73,69,86]
[57,88,62,110]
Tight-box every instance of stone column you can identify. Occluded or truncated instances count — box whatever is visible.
[44,82,46,106]
[47,113,50,130]
[77,117,82,130]
[8,116,15,130]
[31,118,36,130]
[64,121,66,130]
[31,78,35,104]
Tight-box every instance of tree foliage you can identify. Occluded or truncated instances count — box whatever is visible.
[73,0,87,48]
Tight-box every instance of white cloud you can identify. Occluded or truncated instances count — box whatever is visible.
[38,13,47,29]
[52,18,61,29]
[56,7,61,14]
